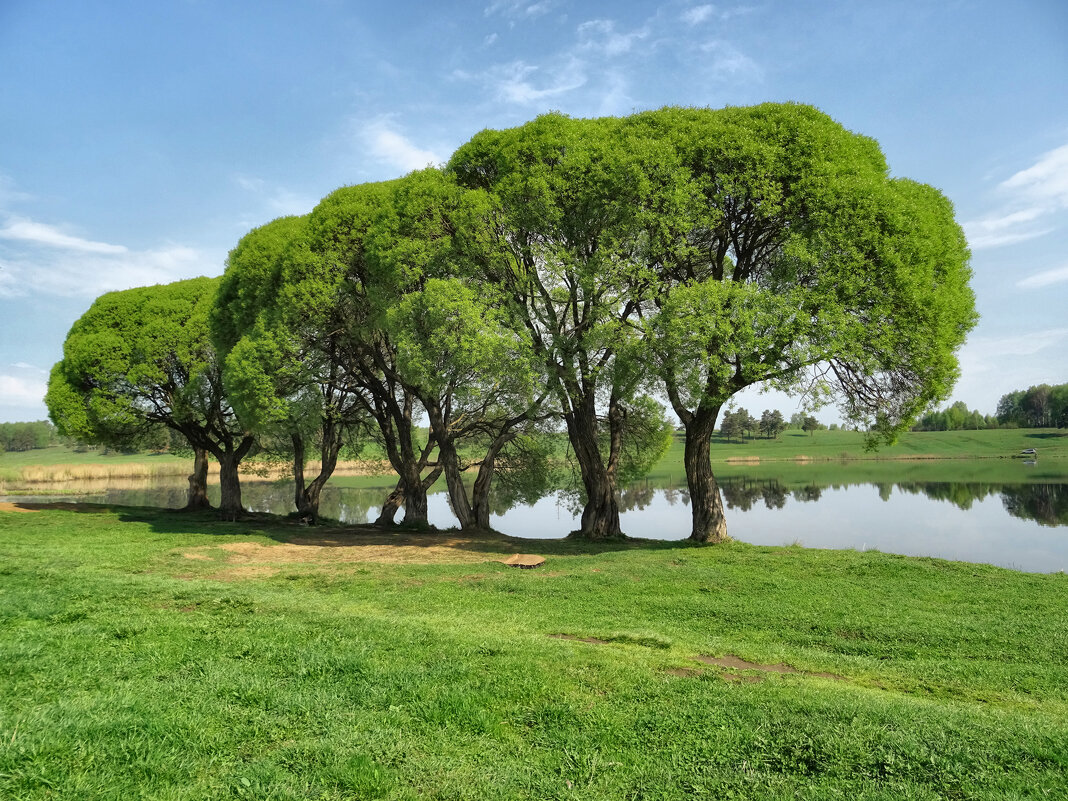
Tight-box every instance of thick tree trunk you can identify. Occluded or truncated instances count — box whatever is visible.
[684,406,729,543]
[214,435,255,521]
[217,451,244,520]
[401,469,430,527]
[184,447,211,510]
[565,409,623,540]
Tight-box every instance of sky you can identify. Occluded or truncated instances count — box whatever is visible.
[1,0,1066,424]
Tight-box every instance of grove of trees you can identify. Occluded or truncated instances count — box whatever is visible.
[0,421,56,452]
[46,103,977,543]
[996,384,1068,429]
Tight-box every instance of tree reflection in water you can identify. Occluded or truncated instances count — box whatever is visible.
[31,473,1067,529]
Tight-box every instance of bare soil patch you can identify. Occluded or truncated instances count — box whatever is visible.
[695,654,844,681]
[177,530,526,572]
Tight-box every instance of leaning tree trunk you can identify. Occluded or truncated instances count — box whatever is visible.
[684,406,729,543]
[375,480,405,525]
[184,447,211,510]
[438,437,475,530]
[471,435,512,530]
[294,419,344,525]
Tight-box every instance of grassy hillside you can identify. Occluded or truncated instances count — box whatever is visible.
[0,504,1065,799]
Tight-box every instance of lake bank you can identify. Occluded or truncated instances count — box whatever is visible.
[0,504,1065,799]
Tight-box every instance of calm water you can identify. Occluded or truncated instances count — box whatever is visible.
[5,470,1067,573]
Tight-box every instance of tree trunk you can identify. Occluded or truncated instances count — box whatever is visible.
[471,435,512,530]
[684,406,729,543]
[564,409,623,540]
[376,481,405,526]
[438,437,475,529]
[295,419,344,525]
[214,435,255,521]
[291,432,307,515]
[184,447,211,510]
[217,451,244,520]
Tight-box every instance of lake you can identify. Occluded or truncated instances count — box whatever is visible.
[5,461,1067,573]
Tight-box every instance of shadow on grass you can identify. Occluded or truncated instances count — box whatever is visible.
[9,500,702,557]
[1024,432,1068,440]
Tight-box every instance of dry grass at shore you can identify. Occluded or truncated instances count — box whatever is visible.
[8,458,393,487]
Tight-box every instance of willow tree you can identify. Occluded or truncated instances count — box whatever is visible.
[630,104,976,542]
[361,168,551,531]
[301,179,443,526]
[448,114,672,540]
[212,215,366,524]
[45,277,256,516]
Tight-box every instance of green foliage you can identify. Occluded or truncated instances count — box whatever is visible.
[46,278,222,447]
[0,420,56,452]
[997,383,1068,429]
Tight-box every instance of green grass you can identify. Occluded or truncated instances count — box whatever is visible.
[1,505,1066,799]
[693,428,1068,463]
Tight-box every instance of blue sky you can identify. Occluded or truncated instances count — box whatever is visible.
[1,0,1066,424]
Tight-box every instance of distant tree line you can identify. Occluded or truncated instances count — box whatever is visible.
[996,384,1068,429]
[911,401,999,431]
[911,384,1068,431]
[0,420,57,452]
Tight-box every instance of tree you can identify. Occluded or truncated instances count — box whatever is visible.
[636,104,975,542]
[213,215,367,524]
[802,415,820,436]
[46,278,255,516]
[719,409,744,442]
[448,114,674,539]
[759,409,785,439]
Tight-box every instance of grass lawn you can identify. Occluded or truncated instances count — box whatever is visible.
[1,504,1066,799]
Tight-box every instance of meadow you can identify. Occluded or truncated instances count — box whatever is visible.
[0,503,1066,799]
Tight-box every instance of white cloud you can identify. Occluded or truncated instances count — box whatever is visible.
[484,32,499,46]
[963,142,1068,249]
[698,39,760,79]
[1000,143,1068,207]
[960,328,1068,365]
[0,373,48,407]
[11,362,46,373]
[1017,264,1068,289]
[484,1,553,19]
[0,216,128,255]
[577,19,649,57]
[682,5,716,25]
[0,233,218,300]
[486,59,587,105]
[361,120,444,173]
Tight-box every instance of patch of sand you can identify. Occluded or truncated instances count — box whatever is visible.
[177,531,522,572]
[0,502,37,513]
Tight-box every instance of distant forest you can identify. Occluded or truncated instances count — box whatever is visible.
[911,383,1068,431]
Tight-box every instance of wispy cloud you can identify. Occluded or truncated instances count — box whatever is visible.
[963,143,1068,249]
[234,176,315,219]
[0,221,218,299]
[484,1,554,20]
[577,19,649,57]
[0,216,128,255]
[1017,263,1068,289]
[482,58,587,105]
[361,119,444,173]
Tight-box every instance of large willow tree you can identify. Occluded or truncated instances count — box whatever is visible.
[46,277,256,516]
[449,104,975,542]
